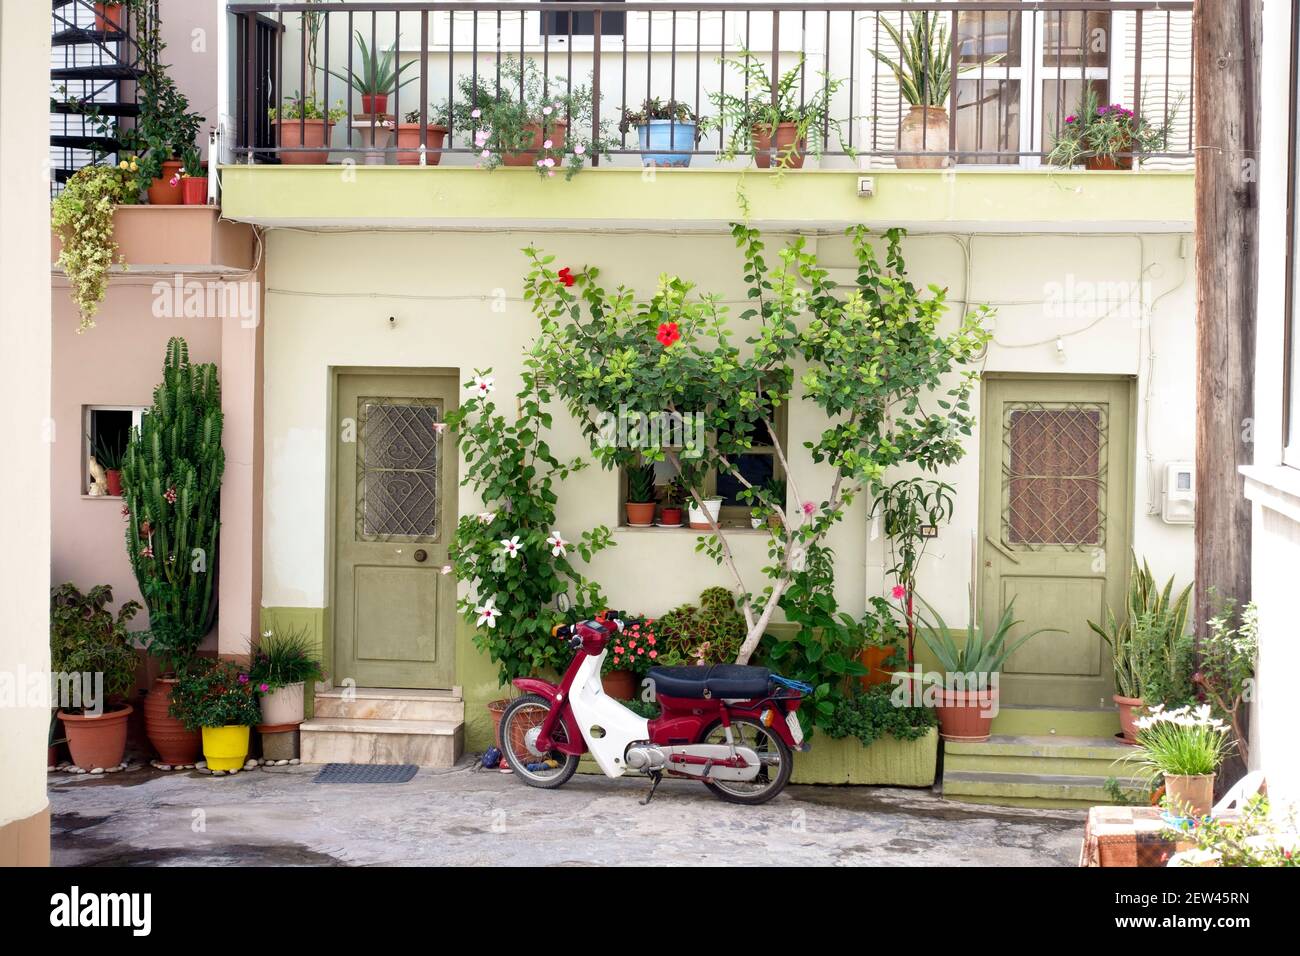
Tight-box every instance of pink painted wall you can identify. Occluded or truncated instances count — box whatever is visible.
[158,0,220,162]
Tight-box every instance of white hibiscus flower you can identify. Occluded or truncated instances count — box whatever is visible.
[471,375,495,398]
[500,535,522,559]
[546,530,568,557]
[475,598,502,629]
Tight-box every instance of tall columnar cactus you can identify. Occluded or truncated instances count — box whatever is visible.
[121,338,224,668]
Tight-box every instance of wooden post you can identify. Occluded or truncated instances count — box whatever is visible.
[1193,0,1260,628]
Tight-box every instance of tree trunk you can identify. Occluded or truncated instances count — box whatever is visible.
[1193,0,1259,631]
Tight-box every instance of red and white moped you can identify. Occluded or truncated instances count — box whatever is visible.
[499,614,811,804]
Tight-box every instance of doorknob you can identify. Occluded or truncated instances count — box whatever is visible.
[413,549,428,563]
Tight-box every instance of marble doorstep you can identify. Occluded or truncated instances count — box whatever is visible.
[300,717,464,768]
[314,687,464,723]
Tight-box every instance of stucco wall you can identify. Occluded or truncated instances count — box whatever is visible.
[259,225,1196,661]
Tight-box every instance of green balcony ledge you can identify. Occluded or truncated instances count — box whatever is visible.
[218,166,1194,232]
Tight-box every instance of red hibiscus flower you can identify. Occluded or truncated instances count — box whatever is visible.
[557,267,576,287]
[656,322,681,347]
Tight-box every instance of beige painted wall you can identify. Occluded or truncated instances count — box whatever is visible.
[259,226,1196,635]
[0,0,53,846]
[159,0,221,161]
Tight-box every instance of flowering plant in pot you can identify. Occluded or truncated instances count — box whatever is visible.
[50,583,141,771]
[269,91,347,165]
[397,104,450,165]
[1125,704,1234,820]
[131,67,205,204]
[178,148,208,206]
[1047,87,1177,170]
[600,616,658,700]
[170,659,263,771]
[624,462,657,527]
[250,623,324,726]
[619,97,701,168]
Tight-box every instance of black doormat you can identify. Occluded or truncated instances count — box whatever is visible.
[313,763,419,784]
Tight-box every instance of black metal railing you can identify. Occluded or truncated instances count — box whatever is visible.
[228,1,1195,168]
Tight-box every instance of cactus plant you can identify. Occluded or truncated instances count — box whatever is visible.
[121,338,224,670]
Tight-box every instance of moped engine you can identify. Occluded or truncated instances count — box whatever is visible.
[624,744,666,772]
[624,742,760,781]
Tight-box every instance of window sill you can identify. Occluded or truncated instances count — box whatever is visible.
[615,524,771,535]
[1240,464,1300,524]
[81,494,124,501]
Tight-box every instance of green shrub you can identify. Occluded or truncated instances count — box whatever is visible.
[169,659,261,731]
[50,583,140,707]
[824,685,936,746]
[250,623,324,691]
[655,589,746,665]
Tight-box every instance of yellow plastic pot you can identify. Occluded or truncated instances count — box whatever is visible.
[201,725,250,771]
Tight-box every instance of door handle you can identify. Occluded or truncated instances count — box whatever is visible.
[413,549,428,563]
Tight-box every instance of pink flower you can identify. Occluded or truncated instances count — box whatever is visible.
[614,645,624,654]
[474,130,490,148]
[574,144,585,156]
[1065,115,1076,124]
[471,108,482,119]
[543,139,553,149]
[801,501,816,516]
[164,486,177,504]
[120,505,130,519]
[648,650,657,659]
[140,545,154,558]
[891,584,907,600]
[238,673,249,684]
[480,149,491,160]
[259,683,269,692]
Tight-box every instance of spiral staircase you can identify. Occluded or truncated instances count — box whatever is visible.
[49,0,155,198]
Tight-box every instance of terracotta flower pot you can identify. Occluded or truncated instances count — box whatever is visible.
[502,119,568,167]
[1085,153,1134,171]
[753,122,806,169]
[488,698,510,749]
[105,469,123,497]
[1164,772,1215,818]
[274,118,335,165]
[897,105,952,169]
[147,159,184,205]
[858,645,895,689]
[659,506,684,526]
[1114,693,1144,744]
[181,176,209,205]
[934,686,998,742]
[361,94,389,116]
[259,682,305,726]
[143,677,201,764]
[625,501,657,527]
[601,669,637,701]
[60,704,132,770]
[94,2,125,32]
[396,123,448,165]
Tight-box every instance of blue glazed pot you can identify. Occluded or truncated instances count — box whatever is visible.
[636,120,697,167]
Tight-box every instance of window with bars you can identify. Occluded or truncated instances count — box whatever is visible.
[355,398,442,541]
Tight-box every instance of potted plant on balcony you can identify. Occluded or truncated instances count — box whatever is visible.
[625,463,657,527]
[619,98,700,168]
[250,623,324,726]
[396,105,450,165]
[706,53,848,169]
[1047,88,1177,170]
[178,148,208,205]
[51,583,141,771]
[870,10,962,170]
[330,31,418,117]
[271,91,347,165]
[170,659,262,772]
[133,68,204,204]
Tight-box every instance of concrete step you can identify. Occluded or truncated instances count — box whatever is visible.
[942,770,1147,810]
[300,716,463,768]
[314,686,464,723]
[990,705,1122,738]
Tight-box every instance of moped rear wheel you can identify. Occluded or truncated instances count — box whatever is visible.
[700,717,793,805]
[499,694,580,789]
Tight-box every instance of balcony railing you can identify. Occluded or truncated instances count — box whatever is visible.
[228,1,1195,170]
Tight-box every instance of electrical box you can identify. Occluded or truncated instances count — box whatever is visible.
[1161,461,1195,524]
[857,176,876,198]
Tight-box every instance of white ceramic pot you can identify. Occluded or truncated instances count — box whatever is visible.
[688,497,724,530]
[259,682,305,726]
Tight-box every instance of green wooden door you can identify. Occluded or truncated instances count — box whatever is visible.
[334,371,458,689]
[980,376,1132,708]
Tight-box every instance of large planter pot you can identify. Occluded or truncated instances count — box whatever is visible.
[259,682,305,726]
[625,501,657,527]
[147,160,184,205]
[601,669,637,701]
[502,120,568,167]
[858,645,895,688]
[753,122,806,169]
[274,118,335,165]
[105,469,123,497]
[94,2,125,32]
[59,704,132,770]
[202,725,251,771]
[487,698,510,749]
[688,497,724,530]
[1114,693,1144,744]
[1164,773,1215,818]
[181,176,209,205]
[143,677,201,765]
[934,686,998,742]
[897,105,951,169]
[396,123,448,165]
[636,120,697,167]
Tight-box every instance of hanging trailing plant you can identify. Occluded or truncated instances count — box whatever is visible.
[51,164,137,331]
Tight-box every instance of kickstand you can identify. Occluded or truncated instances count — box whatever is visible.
[640,771,663,805]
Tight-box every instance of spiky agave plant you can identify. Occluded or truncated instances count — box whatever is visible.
[329,30,418,100]
[870,11,957,107]
[121,337,224,671]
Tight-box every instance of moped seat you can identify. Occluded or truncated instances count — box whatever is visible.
[647,664,772,700]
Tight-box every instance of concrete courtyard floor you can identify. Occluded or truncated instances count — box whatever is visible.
[49,760,1087,866]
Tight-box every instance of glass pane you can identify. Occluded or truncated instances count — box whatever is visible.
[1042,11,1110,69]
[957,6,1021,68]
[361,471,440,538]
[717,454,775,508]
[356,399,441,540]
[955,78,1020,164]
[1043,78,1109,156]
[1003,403,1108,549]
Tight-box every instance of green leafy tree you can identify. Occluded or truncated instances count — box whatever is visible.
[528,223,991,665]
[121,338,224,671]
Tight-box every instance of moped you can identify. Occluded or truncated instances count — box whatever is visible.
[498,614,811,804]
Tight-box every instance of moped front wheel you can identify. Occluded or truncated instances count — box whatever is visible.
[499,694,580,789]
[700,717,793,805]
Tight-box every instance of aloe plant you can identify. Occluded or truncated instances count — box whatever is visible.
[626,463,657,504]
[870,11,957,107]
[914,593,1061,675]
[330,31,417,100]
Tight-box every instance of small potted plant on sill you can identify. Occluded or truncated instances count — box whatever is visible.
[1126,704,1234,820]
[270,91,347,165]
[706,53,849,170]
[250,623,324,726]
[625,463,657,527]
[330,31,418,117]
[1047,88,1177,170]
[179,148,208,205]
[619,97,701,168]
[396,104,450,165]
[601,616,657,701]
[51,583,141,771]
[750,476,786,529]
[688,494,725,530]
[871,10,966,170]
[91,432,126,496]
[658,479,687,527]
[170,658,263,772]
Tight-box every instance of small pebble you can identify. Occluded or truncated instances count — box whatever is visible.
[275,759,289,766]
[46,766,56,774]
[212,770,225,776]
[74,768,87,775]
[243,759,258,770]
[105,766,121,774]
[195,761,207,769]
[289,758,300,765]
[158,764,172,772]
